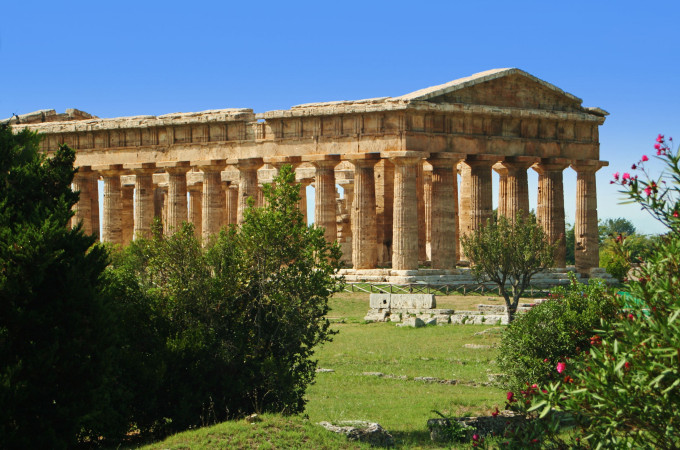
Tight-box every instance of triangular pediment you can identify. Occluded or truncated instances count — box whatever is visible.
[397,68,590,113]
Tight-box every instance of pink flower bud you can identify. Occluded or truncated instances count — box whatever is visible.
[644,186,652,196]
[556,362,566,374]
[654,143,661,150]
[657,134,665,143]
[622,173,631,180]
[642,155,649,162]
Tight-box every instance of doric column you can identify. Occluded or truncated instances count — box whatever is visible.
[533,158,570,268]
[195,160,227,241]
[224,182,239,225]
[234,158,263,224]
[493,163,509,219]
[571,160,607,276]
[416,162,427,262]
[428,153,464,269]
[383,151,427,271]
[121,185,134,244]
[158,161,191,234]
[299,178,312,225]
[497,156,535,223]
[346,153,380,269]
[305,155,340,243]
[188,183,203,233]
[125,163,156,240]
[423,167,433,260]
[96,164,123,245]
[463,155,497,236]
[72,167,93,235]
[89,172,100,240]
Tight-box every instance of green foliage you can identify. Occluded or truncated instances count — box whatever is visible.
[600,232,660,281]
[598,216,637,243]
[497,274,617,393]
[109,165,342,436]
[515,135,680,448]
[460,213,554,322]
[565,223,575,265]
[0,125,122,447]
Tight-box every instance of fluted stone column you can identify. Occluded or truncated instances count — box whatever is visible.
[572,161,606,275]
[347,154,379,270]
[298,179,312,225]
[307,155,340,243]
[224,183,239,225]
[533,159,569,268]
[196,160,227,241]
[127,163,156,240]
[385,151,427,270]
[188,184,203,233]
[159,161,191,234]
[423,168,433,260]
[121,185,134,244]
[153,186,165,231]
[493,163,509,219]
[458,162,471,258]
[416,162,427,262]
[464,156,496,235]
[498,157,534,223]
[89,173,100,240]
[72,167,93,235]
[429,153,464,269]
[98,165,123,245]
[235,158,263,224]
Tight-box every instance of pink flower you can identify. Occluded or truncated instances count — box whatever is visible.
[507,391,515,402]
[631,164,637,170]
[556,362,566,374]
[655,143,662,150]
[628,313,635,320]
[622,173,631,180]
[657,134,665,143]
[644,186,652,196]
[613,172,620,181]
[544,358,549,362]
[674,211,679,218]
[531,384,538,389]
[473,434,480,442]
[642,155,649,162]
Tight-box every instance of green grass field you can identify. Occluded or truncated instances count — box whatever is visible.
[142,292,527,449]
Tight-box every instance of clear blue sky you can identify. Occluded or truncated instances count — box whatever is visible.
[2,1,678,234]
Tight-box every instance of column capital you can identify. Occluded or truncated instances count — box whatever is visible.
[264,155,303,166]
[381,150,429,161]
[532,157,571,174]
[345,152,380,168]
[498,156,538,171]
[464,154,502,168]
[192,159,227,172]
[230,157,264,171]
[124,162,156,174]
[158,161,191,174]
[427,152,465,168]
[304,154,341,169]
[74,165,93,175]
[93,164,124,177]
[571,160,608,173]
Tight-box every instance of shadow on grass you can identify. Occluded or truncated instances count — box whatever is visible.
[391,429,444,448]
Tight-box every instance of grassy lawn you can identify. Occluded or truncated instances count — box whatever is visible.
[142,291,527,449]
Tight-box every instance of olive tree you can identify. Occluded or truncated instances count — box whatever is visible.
[460,214,554,322]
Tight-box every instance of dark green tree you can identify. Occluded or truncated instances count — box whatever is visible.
[460,213,554,322]
[598,217,637,243]
[0,124,121,448]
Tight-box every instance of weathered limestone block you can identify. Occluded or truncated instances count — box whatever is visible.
[397,317,425,327]
[319,421,394,447]
[369,293,436,309]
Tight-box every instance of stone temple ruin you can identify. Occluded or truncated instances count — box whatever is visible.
[8,68,610,282]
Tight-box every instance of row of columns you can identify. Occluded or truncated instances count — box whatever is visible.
[71,152,605,276]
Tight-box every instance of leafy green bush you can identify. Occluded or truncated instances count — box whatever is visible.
[511,135,680,448]
[109,165,342,436]
[0,125,125,448]
[497,274,617,392]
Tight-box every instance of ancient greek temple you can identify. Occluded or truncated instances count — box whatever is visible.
[10,68,609,279]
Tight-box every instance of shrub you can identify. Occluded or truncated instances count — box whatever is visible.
[109,165,342,435]
[497,274,617,392]
[0,125,124,447]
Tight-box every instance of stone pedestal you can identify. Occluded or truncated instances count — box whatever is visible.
[306,155,340,243]
[347,154,380,269]
[159,161,191,235]
[533,159,570,268]
[128,164,156,240]
[383,151,427,271]
[72,167,93,235]
[234,158,263,224]
[572,161,606,276]
[429,153,464,269]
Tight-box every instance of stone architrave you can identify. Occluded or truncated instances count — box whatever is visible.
[305,155,341,243]
[234,158,263,224]
[428,153,465,269]
[158,161,191,234]
[533,158,570,268]
[497,156,536,223]
[383,151,428,271]
[71,167,93,235]
[95,164,124,245]
[194,159,227,241]
[121,185,134,244]
[125,163,156,240]
[572,160,607,276]
[346,153,380,269]
[463,155,498,235]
